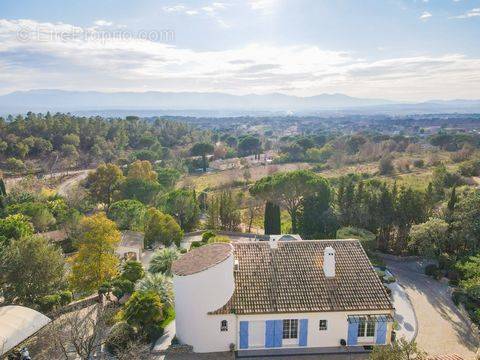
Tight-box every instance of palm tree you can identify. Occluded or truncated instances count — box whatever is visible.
[148,248,180,276]
[135,273,173,307]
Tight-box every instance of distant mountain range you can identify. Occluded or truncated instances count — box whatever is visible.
[1,89,480,116]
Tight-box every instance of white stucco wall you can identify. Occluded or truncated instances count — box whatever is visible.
[173,254,236,352]
[237,309,394,350]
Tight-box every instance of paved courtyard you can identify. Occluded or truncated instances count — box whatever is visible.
[385,258,479,359]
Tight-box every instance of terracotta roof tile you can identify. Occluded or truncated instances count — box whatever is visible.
[210,239,393,315]
[172,243,234,276]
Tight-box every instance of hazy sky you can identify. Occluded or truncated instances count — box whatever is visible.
[1,0,480,100]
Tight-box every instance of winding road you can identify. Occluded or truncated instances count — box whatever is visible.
[5,169,92,196]
[385,258,479,359]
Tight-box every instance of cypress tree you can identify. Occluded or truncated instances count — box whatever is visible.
[0,178,6,210]
[264,201,281,235]
[447,186,457,212]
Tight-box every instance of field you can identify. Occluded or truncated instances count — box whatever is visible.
[179,162,312,191]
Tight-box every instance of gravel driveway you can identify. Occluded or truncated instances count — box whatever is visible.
[385,259,479,359]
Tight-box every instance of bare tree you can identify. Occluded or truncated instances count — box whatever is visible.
[43,304,112,360]
[244,197,262,233]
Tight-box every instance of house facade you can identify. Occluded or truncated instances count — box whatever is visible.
[172,239,394,355]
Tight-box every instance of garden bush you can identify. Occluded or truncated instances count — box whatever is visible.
[121,260,145,282]
[58,290,73,306]
[452,289,468,306]
[190,241,203,249]
[105,321,136,355]
[112,278,134,299]
[201,230,216,242]
[425,264,438,276]
[38,294,60,312]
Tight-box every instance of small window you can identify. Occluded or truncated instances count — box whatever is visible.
[282,319,298,339]
[319,320,327,331]
[220,320,228,332]
[357,317,376,338]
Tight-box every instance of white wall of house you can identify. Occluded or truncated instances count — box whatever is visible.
[236,310,394,350]
[173,254,236,352]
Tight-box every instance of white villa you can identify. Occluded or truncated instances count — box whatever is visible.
[172,239,394,355]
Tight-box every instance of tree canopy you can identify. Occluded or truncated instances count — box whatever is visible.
[69,213,121,294]
[250,170,330,233]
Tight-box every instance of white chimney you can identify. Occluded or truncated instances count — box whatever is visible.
[323,246,335,277]
[269,237,278,249]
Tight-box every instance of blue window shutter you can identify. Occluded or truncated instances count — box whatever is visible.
[347,321,359,346]
[239,321,249,349]
[299,319,308,346]
[274,320,283,347]
[376,318,387,344]
[265,320,275,348]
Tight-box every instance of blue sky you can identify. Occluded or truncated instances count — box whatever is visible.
[0,0,479,100]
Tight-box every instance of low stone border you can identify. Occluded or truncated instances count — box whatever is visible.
[163,344,193,354]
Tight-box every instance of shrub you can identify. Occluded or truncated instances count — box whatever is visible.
[112,278,135,299]
[438,252,455,270]
[413,159,425,168]
[6,157,26,172]
[38,294,60,312]
[207,235,231,244]
[201,230,216,242]
[144,323,164,342]
[446,270,460,285]
[121,260,145,283]
[105,321,136,355]
[379,155,394,175]
[425,264,438,276]
[58,290,73,306]
[123,291,163,329]
[190,241,203,249]
[452,289,468,306]
[135,273,173,308]
[148,248,180,275]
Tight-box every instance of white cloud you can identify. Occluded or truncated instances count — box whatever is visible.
[420,11,432,20]
[452,8,480,18]
[1,19,480,100]
[249,0,278,12]
[162,2,229,27]
[93,19,113,27]
[162,5,188,13]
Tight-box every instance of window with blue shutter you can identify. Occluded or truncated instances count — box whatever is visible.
[299,319,308,346]
[274,320,283,347]
[347,321,359,346]
[239,321,249,349]
[265,320,275,348]
[375,317,387,344]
